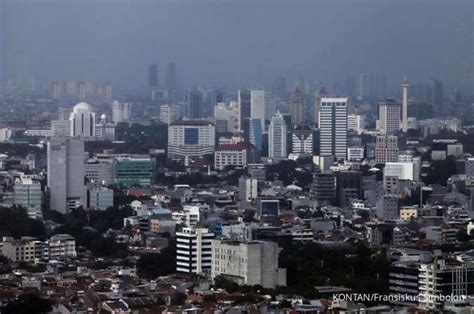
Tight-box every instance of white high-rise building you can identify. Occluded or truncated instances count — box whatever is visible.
[292,126,313,154]
[402,75,409,133]
[47,137,87,214]
[214,102,239,133]
[159,104,181,125]
[348,114,366,134]
[375,135,399,163]
[269,111,287,160]
[176,227,214,274]
[378,100,401,135]
[319,98,348,160]
[51,120,71,137]
[239,176,258,202]
[69,102,96,138]
[211,239,287,289]
[111,100,132,123]
[250,89,265,130]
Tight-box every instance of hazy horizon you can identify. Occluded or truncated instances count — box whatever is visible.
[1,0,473,93]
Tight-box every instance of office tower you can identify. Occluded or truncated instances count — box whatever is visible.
[14,176,42,220]
[104,83,112,100]
[429,78,443,113]
[348,114,366,134]
[168,120,216,164]
[176,227,214,274]
[269,111,287,160]
[265,94,277,121]
[313,87,327,125]
[148,64,158,88]
[243,118,263,152]
[85,158,115,186]
[250,89,265,130]
[214,142,255,170]
[292,126,313,154]
[160,104,182,125]
[289,87,305,125]
[69,102,96,138]
[95,114,116,141]
[311,171,336,203]
[184,89,203,119]
[238,176,258,201]
[319,97,348,160]
[202,89,217,118]
[114,155,156,187]
[211,239,286,288]
[166,62,177,91]
[238,89,251,131]
[51,120,72,137]
[47,137,87,214]
[336,170,362,207]
[402,76,409,132]
[111,100,132,123]
[376,194,399,221]
[77,81,87,100]
[378,99,401,135]
[375,136,399,163]
[51,81,62,99]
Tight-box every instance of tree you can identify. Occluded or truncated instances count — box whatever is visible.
[137,240,176,279]
[4,293,52,314]
[170,292,186,305]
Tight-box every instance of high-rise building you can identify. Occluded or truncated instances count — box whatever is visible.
[103,83,112,100]
[292,126,313,154]
[148,64,158,88]
[176,227,214,275]
[402,76,409,132]
[214,142,255,170]
[47,137,87,214]
[213,102,239,133]
[238,176,258,202]
[429,78,443,114]
[378,99,401,135]
[51,120,71,137]
[51,81,62,99]
[250,89,265,130]
[166,62,177,91]
[238,90,251,131]
[289,87,305,125]
[69,102,96,138]
[168,120,215,163]
[95,114,116,141]
[243,118,263,152]
[111,100,132,123]
[114,155,156,187]
[347,114,366,134]
[311,171,336,203]
[184,90,203,119]
[159,104,182,125]
[269,111,287,160]
[319,97,348,160]
[78,82,87,100]
[336,171,362,207]
[211,239,286,289]
[313,87,327,125]
[375,136,399,163]
[14,176,42,220]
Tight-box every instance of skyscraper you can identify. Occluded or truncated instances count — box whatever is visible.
[319,97,348,160]
[250,89,265,130]
[429,78,443,114]
[402,76,409,132]
[166,62,177,91]
[148,64,158,88]
[47,137,87,214]
[70,102,96,138]
[184,89,203,119]
[269,111,287,160]
[289,87,305,125]
[378,99,401,135]
[314,87,327,125]
[238,89,251,132]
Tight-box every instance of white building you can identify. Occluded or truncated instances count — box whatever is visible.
[14,176,42,220]
[95,114,116,141]
[347,147,364,161]
[69,102,96,138]
[168,120,215,163]
[348,114,366,134]
[176,227,214,274]
[378,100,401,135]
[159,104,181,125]
[269,111,287,160]
[292,127,313,154]
[47,137,87,214]
[111,100,132,123]
[384,162,415,181]
[211,239,286,289]
[0,128,12,142]
[319,98,347,160]
[214,143,253,170]
[239,176,258,202]
[48,234,76,261]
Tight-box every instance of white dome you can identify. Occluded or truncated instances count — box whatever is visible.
[73,102,92,112]
[100,114,107,120]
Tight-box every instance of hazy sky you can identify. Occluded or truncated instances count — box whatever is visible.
[2,0,473,92]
